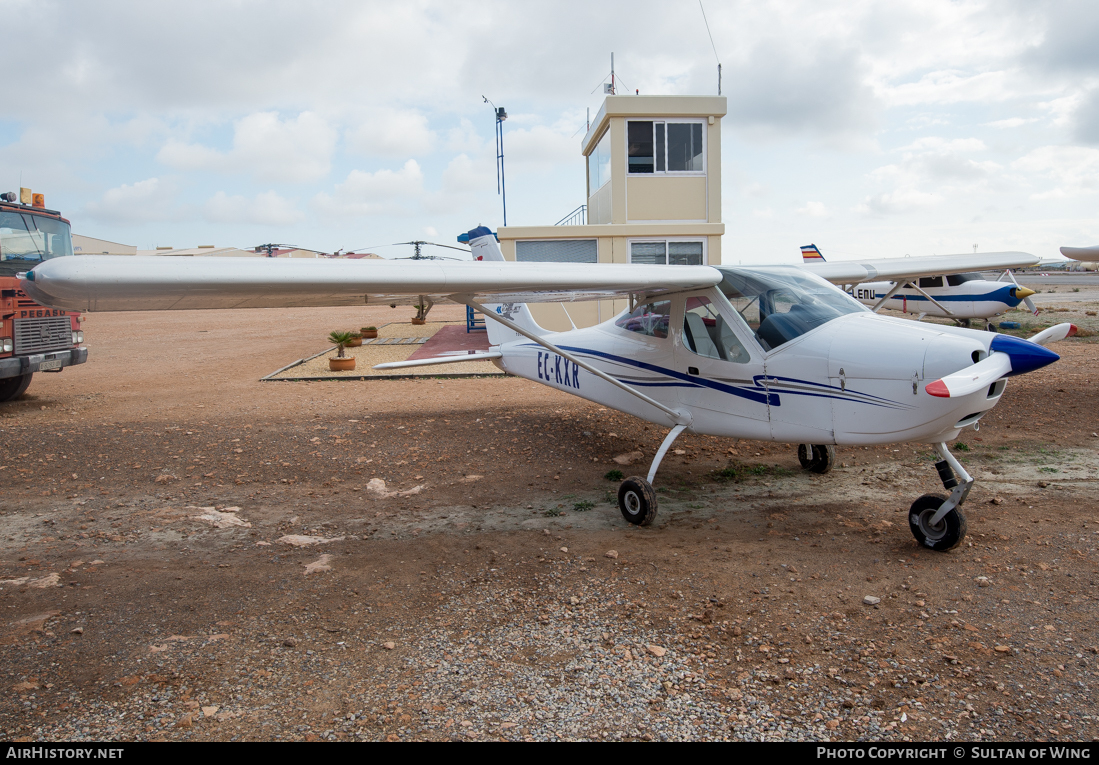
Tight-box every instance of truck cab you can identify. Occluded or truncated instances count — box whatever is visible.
[0,191,87,402]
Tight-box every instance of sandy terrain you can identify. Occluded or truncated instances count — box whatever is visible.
[1,301,1098,742]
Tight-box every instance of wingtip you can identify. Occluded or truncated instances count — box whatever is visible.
[1069,324,1078,337]
[925,380,950,398]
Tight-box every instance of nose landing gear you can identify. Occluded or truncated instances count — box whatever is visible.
[616,424,688,526]
[908,442,972,551]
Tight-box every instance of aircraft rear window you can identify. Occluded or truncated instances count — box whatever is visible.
[615,300,671,338]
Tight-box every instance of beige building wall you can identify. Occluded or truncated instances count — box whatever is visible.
[499,93,727,331]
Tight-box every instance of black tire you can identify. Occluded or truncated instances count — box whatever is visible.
[797,444,835,474]
[0,374,32,403]
[618,477,658,526]
[908,493,967,551]
[986,322,997,333]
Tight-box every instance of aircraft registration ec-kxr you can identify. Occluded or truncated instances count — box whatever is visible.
[21,228,1078,552]
[800,244,1039,329]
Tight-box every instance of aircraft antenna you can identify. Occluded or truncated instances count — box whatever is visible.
[699,0,722,95]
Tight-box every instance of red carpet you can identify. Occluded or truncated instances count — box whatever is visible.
[405,324,491,360]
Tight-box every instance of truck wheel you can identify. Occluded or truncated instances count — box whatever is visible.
[0,373,32,403]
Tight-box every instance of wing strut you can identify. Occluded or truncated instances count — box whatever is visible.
[906,281,955,317]
[459,296,690,426]
[870,281,907,312]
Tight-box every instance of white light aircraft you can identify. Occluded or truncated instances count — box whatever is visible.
[799,244,1039,329]
[22,228,1078,552]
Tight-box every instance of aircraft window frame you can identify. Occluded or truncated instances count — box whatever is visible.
[918,276,944,288]
[680,293,752,364]
[945,272,982,286]
[715,266,867,352]
[614,299,672,339]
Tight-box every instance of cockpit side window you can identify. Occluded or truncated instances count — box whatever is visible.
[615,300,671,338]
[945,272,981,286]
[682,295,750,363]
[918,276,944,288]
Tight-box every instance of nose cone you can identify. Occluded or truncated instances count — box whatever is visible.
[990,333,1059,376]
[1012,286,1036,301]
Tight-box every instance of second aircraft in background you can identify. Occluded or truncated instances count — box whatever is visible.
[800,244,1038,330]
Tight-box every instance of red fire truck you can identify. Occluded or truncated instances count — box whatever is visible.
[0,189,87,402]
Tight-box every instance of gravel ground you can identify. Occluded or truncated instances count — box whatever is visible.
[1,302,1098,741]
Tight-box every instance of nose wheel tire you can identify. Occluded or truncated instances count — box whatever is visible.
[908,494,967,551]
[797,444,835,474]
[618,477,658,526]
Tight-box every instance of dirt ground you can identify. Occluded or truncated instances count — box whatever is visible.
[1,302,1098,742]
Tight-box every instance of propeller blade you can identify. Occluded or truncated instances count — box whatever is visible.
[1024,296,1038,315]
[1027,322,1077,346]
[925,353,1012,398]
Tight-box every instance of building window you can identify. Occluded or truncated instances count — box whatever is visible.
[629,240,705,266]
[587,130,611,194]
[516,239,598,264]
[627,120,704,175]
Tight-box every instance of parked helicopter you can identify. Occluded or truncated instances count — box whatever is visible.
[799,244,1039,330]
[22,227,1075,551]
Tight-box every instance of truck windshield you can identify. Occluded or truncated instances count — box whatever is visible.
[0,211,73,276]
[716,266,867,351]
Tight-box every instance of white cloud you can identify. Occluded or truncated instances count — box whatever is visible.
[984,117,1039,129]
[83,178,183,224]
[1013,145,1099,198]
[854,189,943,216]
[796,201,830,218]
[158,112,337,184]
[203,191,304,226]
[312,160,424,218]
[345,108,436,158]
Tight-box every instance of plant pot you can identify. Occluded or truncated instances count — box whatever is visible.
[329,357,356,371]
[411,318,426,326]
[346,337,363,347]
[361,330,378,339]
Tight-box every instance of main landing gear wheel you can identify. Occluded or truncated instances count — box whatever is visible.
[618,476,658,526]
[797,444,835,474]
[986,322,997,333]
[908,494,967,551]
[0,373,32,403]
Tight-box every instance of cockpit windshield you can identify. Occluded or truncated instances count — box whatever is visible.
[0,211,73,276]
[716,266,867,351]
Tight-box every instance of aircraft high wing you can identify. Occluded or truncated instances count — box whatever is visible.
[1060,245,1099,262]
[801,245,1040,327]
[20,226,1073,553]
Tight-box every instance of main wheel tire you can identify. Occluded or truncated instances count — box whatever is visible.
[908,493,967,551]
[986,322,997,333]
[0,373,32,403]
[797,444,836,474]
[618,477,658,526]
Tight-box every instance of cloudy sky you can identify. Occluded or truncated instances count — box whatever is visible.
[4,0,1097,262]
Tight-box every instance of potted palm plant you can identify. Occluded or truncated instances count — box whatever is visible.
[361,326,378,339]
[328,331,356,371]
[347,331,363,347]
[411,305,427,326]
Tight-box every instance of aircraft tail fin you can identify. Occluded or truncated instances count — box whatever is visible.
[463,226,548,343]
[800,244,825,263]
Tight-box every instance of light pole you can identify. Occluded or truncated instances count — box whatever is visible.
[483,97,507,226]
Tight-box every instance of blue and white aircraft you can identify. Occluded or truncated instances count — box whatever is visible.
[800,244,1039,330]
[21,228,1075,552]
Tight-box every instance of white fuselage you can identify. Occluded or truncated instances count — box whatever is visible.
[849,278,1024,320]
[491,286,1003,446]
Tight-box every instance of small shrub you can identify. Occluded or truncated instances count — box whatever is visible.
[716,466,739,480]
[955,442,970,451]
[604,469,624,481]
[543,507,563,517]
[572,500,595,512]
